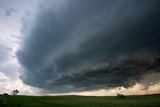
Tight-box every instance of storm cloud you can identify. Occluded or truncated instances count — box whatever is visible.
[17,0,160,93]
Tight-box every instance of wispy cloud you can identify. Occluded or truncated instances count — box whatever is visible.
[4,8,17,17]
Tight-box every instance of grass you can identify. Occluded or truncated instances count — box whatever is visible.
[0,94,160,107]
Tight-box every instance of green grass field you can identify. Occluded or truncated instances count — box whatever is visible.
[0,94,160,107]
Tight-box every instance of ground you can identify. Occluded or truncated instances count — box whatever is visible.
[0,94,160,107]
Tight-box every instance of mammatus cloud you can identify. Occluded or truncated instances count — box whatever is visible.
[17,0,160,93]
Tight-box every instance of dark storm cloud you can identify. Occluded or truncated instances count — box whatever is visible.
[17,0,160,93]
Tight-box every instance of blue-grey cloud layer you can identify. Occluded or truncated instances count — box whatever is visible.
[17,0,160,93]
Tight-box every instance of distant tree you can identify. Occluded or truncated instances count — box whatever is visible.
[11,89,19,95]
[117,93,125,99]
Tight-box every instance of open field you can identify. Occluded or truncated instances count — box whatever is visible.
[0,94,160,107]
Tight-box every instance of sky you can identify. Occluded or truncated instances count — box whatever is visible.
[0,0,160,96]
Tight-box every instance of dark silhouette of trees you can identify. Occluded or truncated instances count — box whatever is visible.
[11,89,19,95]
[117,94,125,99]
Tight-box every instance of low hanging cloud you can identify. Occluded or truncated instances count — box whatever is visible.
[17,0,160,93]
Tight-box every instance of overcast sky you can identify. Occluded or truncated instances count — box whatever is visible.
[0,0,160,96]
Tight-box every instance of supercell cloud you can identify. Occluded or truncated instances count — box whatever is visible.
[17,0,160,93]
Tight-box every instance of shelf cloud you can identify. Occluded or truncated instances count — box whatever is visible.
[17,0,160,93]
